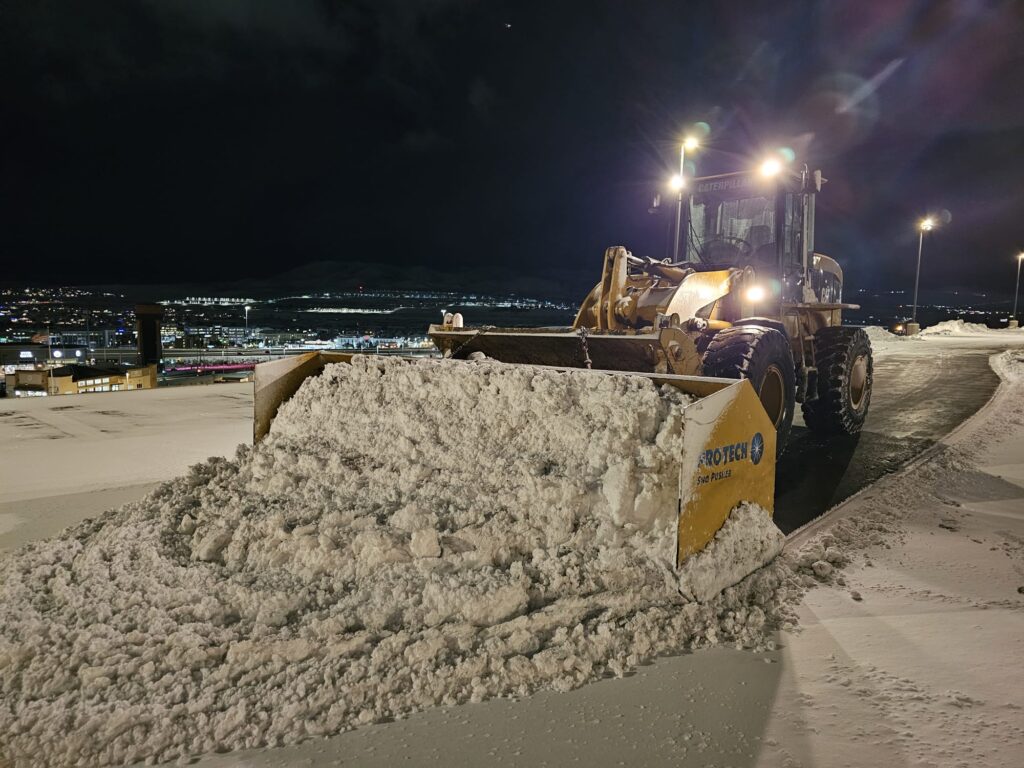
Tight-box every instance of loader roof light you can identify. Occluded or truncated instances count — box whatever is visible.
[745,285,767,302]
[919,217,935,232]
[669,174,685,191]
[758,157,783,178]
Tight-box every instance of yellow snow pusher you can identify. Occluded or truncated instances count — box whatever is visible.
[253,352,776,570]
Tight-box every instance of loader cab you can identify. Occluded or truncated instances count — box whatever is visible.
[684,170,820,304]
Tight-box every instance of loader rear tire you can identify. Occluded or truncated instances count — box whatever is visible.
[802,326,873,436]
[703,326,796,448]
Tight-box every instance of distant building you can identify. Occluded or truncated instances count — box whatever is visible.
[160,325,183,344]
[184,326,251,345]
[4,368,49,397]
[0,342,87,367]
[47,364,158,395]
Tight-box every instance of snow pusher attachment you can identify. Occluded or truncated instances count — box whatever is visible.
[254,352,776,575]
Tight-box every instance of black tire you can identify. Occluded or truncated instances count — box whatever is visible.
[802,326,873,436]
[703,326,796,448]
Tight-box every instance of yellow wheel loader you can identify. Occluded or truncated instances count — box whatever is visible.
[429,166,873,447]
[250,165,870,584]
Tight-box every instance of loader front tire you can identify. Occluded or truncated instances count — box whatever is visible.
[802,326,873,436]
[703,326,796,448]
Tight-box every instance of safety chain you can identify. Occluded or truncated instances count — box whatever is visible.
[446,325,495,360]
[577,327,593,369]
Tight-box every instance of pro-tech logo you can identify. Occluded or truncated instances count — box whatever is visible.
[750,432,765,466]
[698,434,764,469]
[695,433,766,486]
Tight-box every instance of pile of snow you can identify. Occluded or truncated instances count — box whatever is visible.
[0,358,795,766]
[677,504,785,602]
[918,319,1021,337]
[860,325,903,345]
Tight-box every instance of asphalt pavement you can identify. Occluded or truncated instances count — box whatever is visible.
[774,342,1001,533]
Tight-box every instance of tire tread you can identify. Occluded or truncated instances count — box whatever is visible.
[703,325,797,448]
[802,326,873,435]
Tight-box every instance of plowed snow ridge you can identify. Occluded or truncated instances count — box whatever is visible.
[1,358,791,766]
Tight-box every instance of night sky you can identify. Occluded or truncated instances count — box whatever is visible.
[2,0,1023,299]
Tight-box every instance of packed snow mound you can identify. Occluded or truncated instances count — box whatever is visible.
[0,358,794,767]
[678,503,786,602]
[993,349,1024,382]
[918,319,1021,337]
[861,325,902,344]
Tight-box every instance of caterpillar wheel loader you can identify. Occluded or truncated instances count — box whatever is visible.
[429,165,873,449]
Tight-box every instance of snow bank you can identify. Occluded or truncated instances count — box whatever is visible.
[860,325,900,344]
[860,325,892,342]
[783,351,1024,596]
[0,358,795,766]
[918,319,1023,337]
[992,348,1024,381]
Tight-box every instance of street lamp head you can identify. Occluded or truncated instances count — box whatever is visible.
[682,136,700,151]
[669,174,685,191]
[919,217,935,232]
[1017,252,1024,261]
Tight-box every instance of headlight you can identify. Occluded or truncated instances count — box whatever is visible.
[745,285,766,302]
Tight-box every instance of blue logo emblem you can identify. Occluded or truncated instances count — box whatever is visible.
[750,432,765,465]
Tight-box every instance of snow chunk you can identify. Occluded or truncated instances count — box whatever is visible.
[677,503,786,602]
[409,528,441,558]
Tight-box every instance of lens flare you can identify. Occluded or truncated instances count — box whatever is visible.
[745,285,766,302]
[758,158,783,178]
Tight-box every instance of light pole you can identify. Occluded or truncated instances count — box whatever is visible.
[1012,253,1024,328]
[244,305,251,343]
[909,217,935,332]
[671,136,700,262]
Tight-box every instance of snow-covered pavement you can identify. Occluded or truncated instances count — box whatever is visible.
[0,384,252,551]
[768,346,1024,767]
[1,325,1023,767]
[183,335,1024,767]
